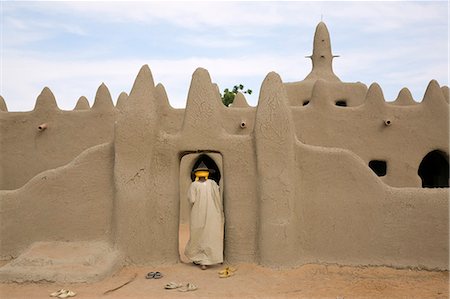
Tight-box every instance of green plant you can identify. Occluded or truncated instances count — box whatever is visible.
[221,84,252,107]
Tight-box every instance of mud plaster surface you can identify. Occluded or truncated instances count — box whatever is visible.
[0,225,447,299]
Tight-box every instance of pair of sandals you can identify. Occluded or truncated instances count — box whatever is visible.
[50,289,76,298]
[145,271,163,279]
[165,282,198,292]
[218,266,236,278]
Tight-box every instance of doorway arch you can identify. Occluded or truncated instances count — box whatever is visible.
[418,150,449,188]
[178,152,224,263]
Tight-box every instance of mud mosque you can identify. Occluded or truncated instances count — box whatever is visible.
[0,22,448,282]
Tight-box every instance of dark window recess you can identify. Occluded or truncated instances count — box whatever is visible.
[335,100,347,107]
[418,150,449,188]
[369,160,387,177]
[191,154,221,184]
[303,100,310,106]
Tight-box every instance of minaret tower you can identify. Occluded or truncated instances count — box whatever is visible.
[304,22,341,82]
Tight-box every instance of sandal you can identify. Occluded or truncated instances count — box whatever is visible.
[218,267,236,278]
[178,283,198,292]
[57,290,76,298]
[145,271,163,279]
[164,282,183,289]
[218,266,236,275]
[218,266,237,278]
[50,289,67,297]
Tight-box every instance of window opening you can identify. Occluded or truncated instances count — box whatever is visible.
[335,100,347,107]
[418,150,449,188]
[369,160,387,177]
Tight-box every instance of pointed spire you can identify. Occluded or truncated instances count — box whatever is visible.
[304,22,340,82]
[364,83,386,110]
[115,92,128,109]
[33,87,59,111]
[155,83,172,109]
[254,71,296,266]
[441,86,449,104]
[255,71,294,141]
[129,64,155,100]
[230,92,250,108]
[393,87,415,106]
[0,95,7,112]
[92,83,114,110]
[74,96,90,110]
[421,80,445,106]
[182,68,225,136]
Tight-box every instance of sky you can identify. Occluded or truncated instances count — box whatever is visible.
[0,1,448,111]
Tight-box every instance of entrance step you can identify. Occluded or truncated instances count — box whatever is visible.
[0,241,123,283]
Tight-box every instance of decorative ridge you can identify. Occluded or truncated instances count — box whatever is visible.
[155,83,173,109]
[255,71,294,138]
[74,96,90,110]
[115,92,128,109]
[421,80,445,106]
[230,92,250,108]
[392,88,416,106]
[364,83,386,108]
[92,83,114,110]
[0,95,7,112]
[182,67,226,135]
[33,87,59,111]
[129,64,155,100]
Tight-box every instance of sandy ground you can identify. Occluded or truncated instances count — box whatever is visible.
[0,224,448,299]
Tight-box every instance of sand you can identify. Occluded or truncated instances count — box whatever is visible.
[0,224,447,298]
[0,262,447,299]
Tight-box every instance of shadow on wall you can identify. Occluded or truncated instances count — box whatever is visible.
[418,150,449,188]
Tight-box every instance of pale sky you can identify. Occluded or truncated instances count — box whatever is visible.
[1,1,448,111]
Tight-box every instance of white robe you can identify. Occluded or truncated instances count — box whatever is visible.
[184,179,224,265]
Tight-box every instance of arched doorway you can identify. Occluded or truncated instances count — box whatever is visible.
[178,152,223,263]
[418,150,449,188]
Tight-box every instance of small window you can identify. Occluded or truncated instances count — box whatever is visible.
[369,160,387,177]
[335,100,347,107]
[303,100,310,106]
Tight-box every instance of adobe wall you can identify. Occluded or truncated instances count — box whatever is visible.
[0,85,115,190]
[288,80,448,188]
[113,66,259,265]
[294,141,448,269]
[0,66,447,271]
[0,22,447,273]
[0,143,114,258]
[109,67,448,269]
[254,72,448,269]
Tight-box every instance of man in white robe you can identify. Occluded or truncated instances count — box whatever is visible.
[184,162,224,270]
